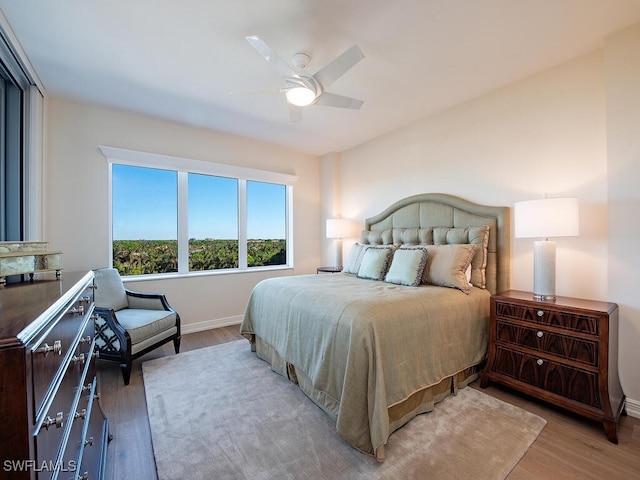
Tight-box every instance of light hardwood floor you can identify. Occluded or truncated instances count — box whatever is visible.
[98,325,640,479]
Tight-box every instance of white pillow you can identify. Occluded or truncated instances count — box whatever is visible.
[357,246,394,281]
[343,243,369,275]
[384,247,428,287]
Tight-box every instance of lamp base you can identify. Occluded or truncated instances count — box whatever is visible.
[533,293,556,302]
[533,240,556,300]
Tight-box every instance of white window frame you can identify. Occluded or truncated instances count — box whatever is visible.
[99,146,296,279]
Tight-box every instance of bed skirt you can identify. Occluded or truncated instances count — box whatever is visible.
[244,334,482,462]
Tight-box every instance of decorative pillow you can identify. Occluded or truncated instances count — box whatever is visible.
[343,243,369,275]
[384,246,428,287]
[432,226,490,289]
[357,246,395,281]
[422,244,478,294]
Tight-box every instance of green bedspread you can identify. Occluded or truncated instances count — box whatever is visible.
[240,273,490,458]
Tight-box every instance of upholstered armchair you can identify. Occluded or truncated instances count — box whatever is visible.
[93,268,181,385]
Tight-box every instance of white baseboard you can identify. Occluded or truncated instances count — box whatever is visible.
[181,315,243,335]
[625,396,640,419]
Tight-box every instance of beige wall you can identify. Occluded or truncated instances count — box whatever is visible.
[322,44,640,412]
[605,24,640,413]
[325,50,609,301]
[45,98,320,332]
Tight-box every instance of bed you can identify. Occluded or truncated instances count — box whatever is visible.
[240,193,510,461]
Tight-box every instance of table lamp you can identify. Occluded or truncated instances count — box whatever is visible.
[326,218,351,268]
[514,197,579,300]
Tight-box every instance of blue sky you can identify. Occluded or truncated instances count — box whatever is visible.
[112,165,285,240]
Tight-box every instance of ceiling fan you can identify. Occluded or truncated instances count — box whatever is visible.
[245,35,365,122]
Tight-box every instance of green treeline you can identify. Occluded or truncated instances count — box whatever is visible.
[113,239,286,275]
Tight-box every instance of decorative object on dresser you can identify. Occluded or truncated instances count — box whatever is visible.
[0,271,109,479]
[0,241,62,285]
[514,197,579,300]
[92,268,181,385]
[480,290,625,443]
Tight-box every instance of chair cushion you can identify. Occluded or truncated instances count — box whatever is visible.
[94,268,129,311]
[115,309,177,346]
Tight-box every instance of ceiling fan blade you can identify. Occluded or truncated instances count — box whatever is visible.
[245,35,300,79]
[314,92,363,110]
[312,45,364,91]
[288,103,303,122]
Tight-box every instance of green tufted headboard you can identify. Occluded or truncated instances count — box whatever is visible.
[360,193,510,295]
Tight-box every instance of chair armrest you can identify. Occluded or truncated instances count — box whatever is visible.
[125,289,174,311]
[94,306,130,351]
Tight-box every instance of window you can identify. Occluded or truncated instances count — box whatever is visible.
[104,146,296,277]
[0,28,39,242]
[188,173,238,271]
[112,165,178,275]
[247,180,286,267]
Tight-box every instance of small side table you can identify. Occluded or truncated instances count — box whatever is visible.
[480,290,625,443]
[317,266,342,274]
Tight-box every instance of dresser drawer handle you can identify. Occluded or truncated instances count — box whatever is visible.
[69,305,84,315]
[37,340,62,357]
[42,411,64,430]
[536,359,544,366]
[79,335,93,344]
[536,310,544,317]
[536,331,544,338]
[84,436,94,447]
[75,408,87,420]
[72,353,86,365]
[79,473,89,480]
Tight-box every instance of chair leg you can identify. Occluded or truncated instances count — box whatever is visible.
[173,336,181,354]
[121,362,132,386]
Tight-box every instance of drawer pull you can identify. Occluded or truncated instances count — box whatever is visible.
[69,305,84,315]
[82,383,92,393]
[79,295,91,303]
[84,436,94,447]
[42,411,64,430]
[79,473,89,480]
[75,408,87,420]
[536,359,544,366]
[72,353,86,365]
[536,310,544,317]
[37,340,62,357]
[79,335,93,344]
[536,331,544,338]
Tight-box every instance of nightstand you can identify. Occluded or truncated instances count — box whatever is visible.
[480,290,625,443]
[317,266,343,274]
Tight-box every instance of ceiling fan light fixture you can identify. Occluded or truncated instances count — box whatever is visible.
[286,86,316,107]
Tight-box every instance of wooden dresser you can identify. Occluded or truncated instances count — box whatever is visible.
[0,271,109,479]
[480,290,625,443]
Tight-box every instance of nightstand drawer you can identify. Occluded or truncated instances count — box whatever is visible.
[494,300,599,335]
[492,346,601,408]
[496,321,599,367]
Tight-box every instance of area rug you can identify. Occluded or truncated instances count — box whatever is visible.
[142,340,546,480]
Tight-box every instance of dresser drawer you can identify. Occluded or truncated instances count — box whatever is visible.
[492,345,601,408]
[494,300,599,335]
[495,320,599,367]
[31,291,94,419]
[71,379,107,480]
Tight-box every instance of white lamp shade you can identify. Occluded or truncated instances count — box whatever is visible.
[514,197,579,239]
[326,218,351,239]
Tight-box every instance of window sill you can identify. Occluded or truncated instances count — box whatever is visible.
[122,265,294,283]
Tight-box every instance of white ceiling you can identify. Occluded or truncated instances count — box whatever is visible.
[2,1,640,156]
